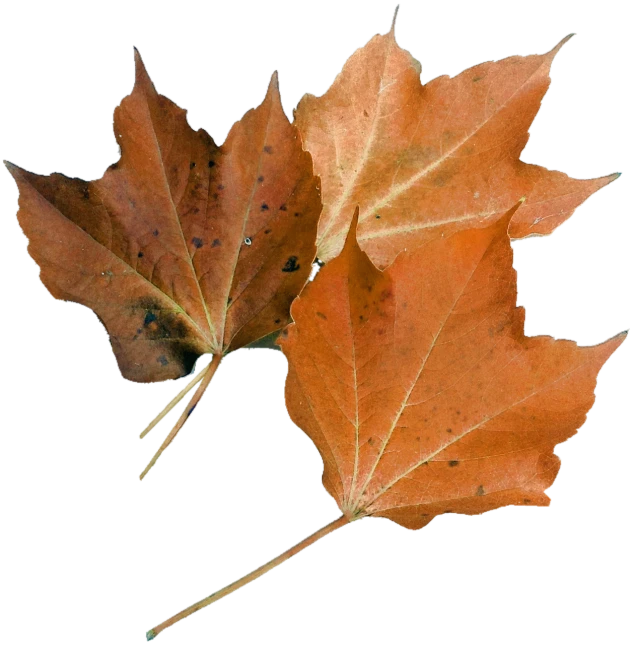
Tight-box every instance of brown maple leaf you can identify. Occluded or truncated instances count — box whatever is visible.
[280,205,624,526]
[295,12,618,267]
[6,50,321,477]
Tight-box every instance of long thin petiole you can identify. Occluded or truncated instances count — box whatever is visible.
[140,363,211,439]
[140,354,223,480]
[146,514,350,640]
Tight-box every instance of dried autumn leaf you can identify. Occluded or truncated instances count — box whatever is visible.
[280,206,624,526]
[7,50,321,475]
[295,15,618,267]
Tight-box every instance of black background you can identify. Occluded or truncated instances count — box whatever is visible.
[0,0,631,503]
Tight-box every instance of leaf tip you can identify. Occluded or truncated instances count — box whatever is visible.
[550,33,575,57]
[498,198,526,232]
[146,629,157,641]
[3,160,26,183]
[390,5,400,36]
[344,206,361,249]
[3,160,17,175]
[270,70,279,87]
[133,47,154,92]
[265,70,281,105]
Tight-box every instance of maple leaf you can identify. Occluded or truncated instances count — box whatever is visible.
[295,13,618,267]
[6,50,321,476]
[279,206,624,526]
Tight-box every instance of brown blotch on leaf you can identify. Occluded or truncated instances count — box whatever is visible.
[282,256,300,272]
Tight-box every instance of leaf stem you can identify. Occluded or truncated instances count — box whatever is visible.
[140,354,223,480]
[140,363,211,439]
[145,514,350,640]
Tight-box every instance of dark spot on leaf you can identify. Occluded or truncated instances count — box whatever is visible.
[433,168,455,188]
[449,460,459,467]
[213,193,219,200]
[524,498,531,504]
[264,145,273,154]
[258,176,264,182]
[153,229,159,236]
[190,162,196,169]
[316,311,327,320]
[294,212,301,217]
[476,485,485,496]
[375,214,381,219]
[280,204,287,211]
[264,229,272,234]
[359,315,364,322]
[282,256,300,272]
[211,238,221,247]
[109,161,119,171]
[157,355,169,366]
[446,428,453,433]
[138,252,144,258]
[472,75,484,82]
[274,319,281,324]
[133,298,202,376]
[218,184,225,190]
[186,403,197,418]
[368,437,375,446]
[227,297,232,305]
[208,160,216,168]
[363,109,369,117]
[261,202,269,210]
[82,187,90,200]
[192,237,204,249]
